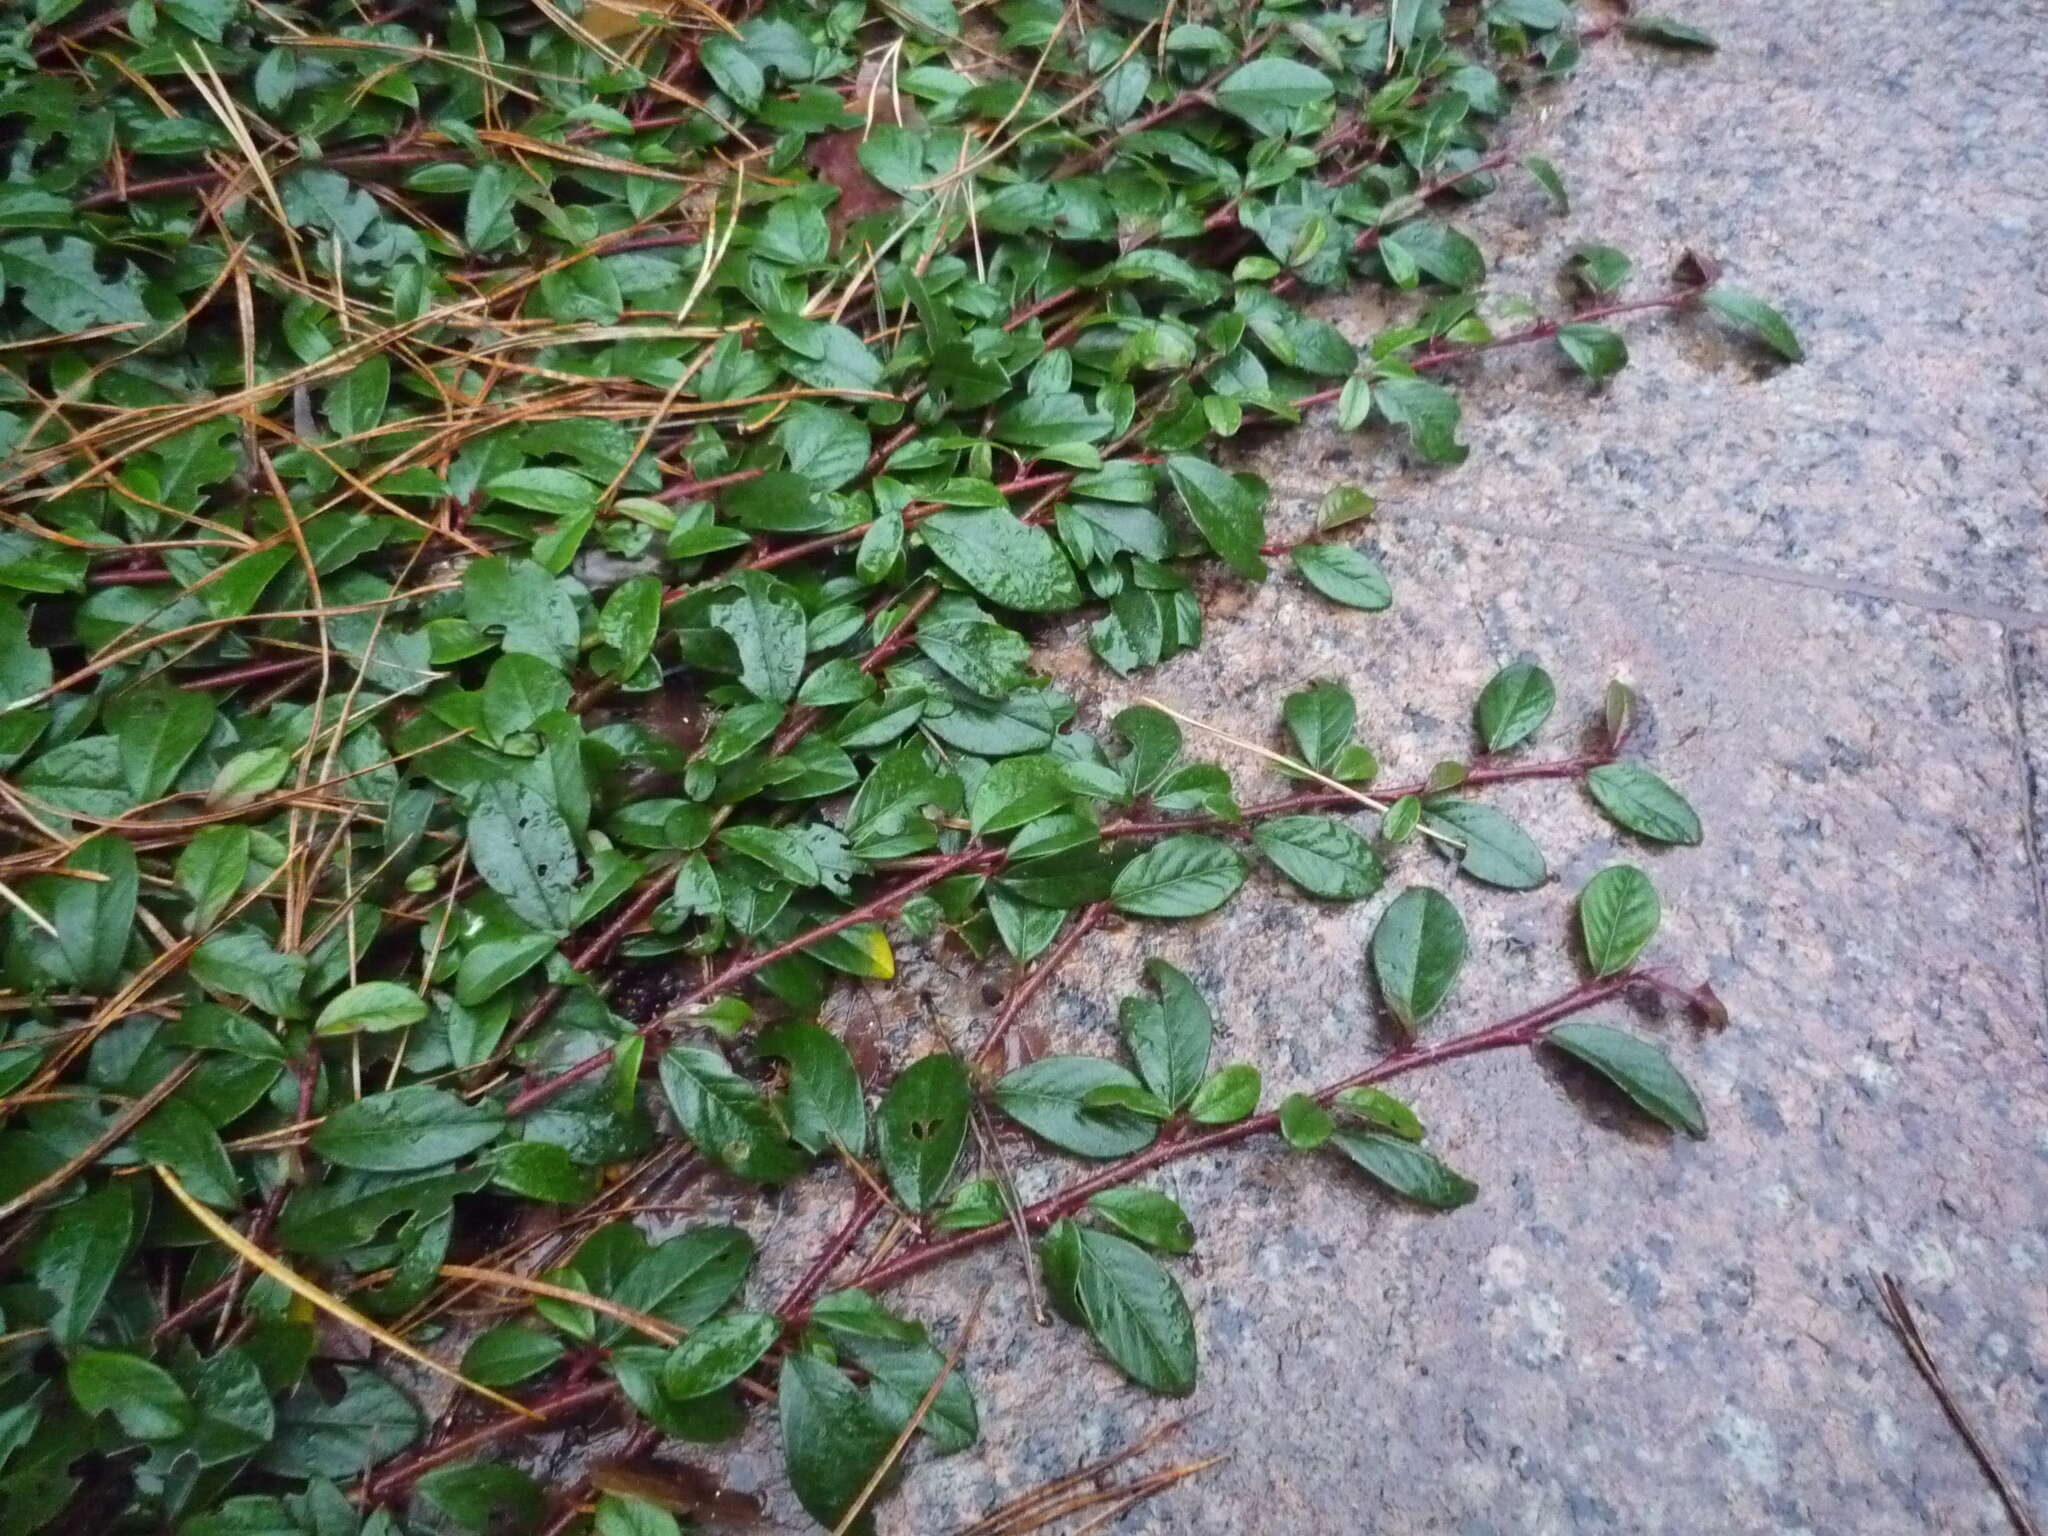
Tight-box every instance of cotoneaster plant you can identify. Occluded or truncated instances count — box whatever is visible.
[0,0,1790,1531]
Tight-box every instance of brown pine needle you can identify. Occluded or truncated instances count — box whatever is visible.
[1875,1272,2043,1536]
[1137,694,1465,851]
[156,1167,538,1419]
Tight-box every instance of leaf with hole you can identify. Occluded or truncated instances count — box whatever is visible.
[877,1054,971,1212]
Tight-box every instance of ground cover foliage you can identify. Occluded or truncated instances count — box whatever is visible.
[0,0,1796,1529]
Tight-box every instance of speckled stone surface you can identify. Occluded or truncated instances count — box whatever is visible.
[1275,0,2048,620]
[781,520,2046,1536]
[627,5,2048,1530]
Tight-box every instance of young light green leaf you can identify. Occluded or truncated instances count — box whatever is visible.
[1187,1063,1260,1124]
[1278,1092,1334,1149]
[1333,1085,1424,1141]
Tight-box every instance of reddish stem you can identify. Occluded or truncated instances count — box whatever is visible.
[806,973,1635,1312]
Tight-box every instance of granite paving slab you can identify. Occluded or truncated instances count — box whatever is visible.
[1261,0,2048,619]
[704,516,2048,1533]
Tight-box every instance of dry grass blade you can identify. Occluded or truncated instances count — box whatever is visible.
[155,1167,539,1419]
[1137,694,1465,852]
[1875,1272,2043,1536]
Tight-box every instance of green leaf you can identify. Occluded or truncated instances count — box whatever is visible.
[491,1142,596,1203]
[1578,864,1660,976]
[1474,661,1555,751]
[466,779,580,933]
[1253,814,1384,900]
[1215,56,1335,122]
[1556,322,1628,380]
[314,980,427,1037]
[1585,762,1703,845]
[1333,1085,1423,1140]
[311,1085,505,1172]
[778,1355,896,1535]
[68,1351,193,1441]
[919,509,1082,613]
[1040,1222,1196,1395]
[1119,958,1212,1111]
[1282,681,1355,773]
[1704,285,1803,362]
[1373,375,1466,463]
[418,1464,544,1534]
[175,825,249,932]
[1330,1129,1477,1209]
[1420,801,1547,890]
[1523,154,1568,212]
[708,570,807,702]
[35,834,137,991]
[661,1312,779,1399]
[1623,14,1717,50]
[463,556,579,667]
[31,1181,132,1346]
[486,466,599,516]
[877,1053,970,1212]
[1279,1092,1334,1149]
[935,1179,1007,1231]
[995,1057,1158,1158]
[658,1045,804,1182]
[1187,1063,1260,1124]
[461,1326,564,1387]
[1370,887,1466,1031]
[1548,1022,1706,1136]
[969,754,1068,836]
[1290,544,1391,610]
[1087,1187,1195,1253]
[758,1023,866,1157]
[1110,834,1246,917]
[1166,455,1267,580]
[0,235,149,330]
[107,686,214,800]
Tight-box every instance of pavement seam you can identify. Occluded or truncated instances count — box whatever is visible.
[1998,629,2048,1049]
[1267,489,2048,630]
